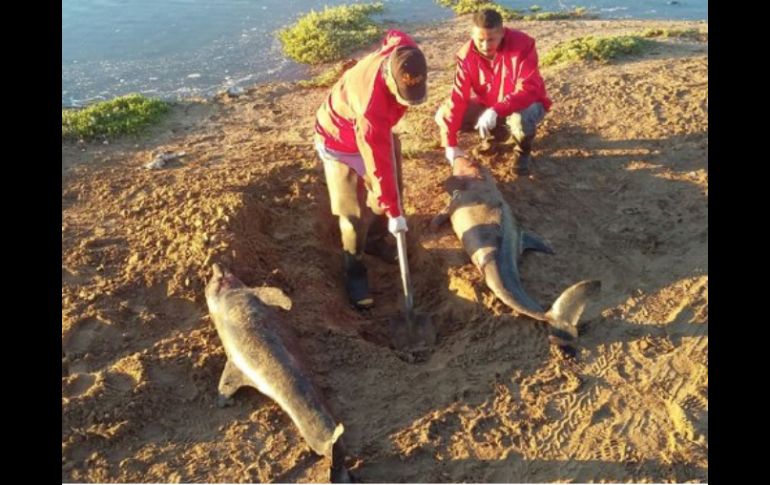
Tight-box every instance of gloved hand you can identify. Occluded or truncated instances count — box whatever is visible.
[388,215,408,234]
[474,108,498,139]
[444,146,464,166]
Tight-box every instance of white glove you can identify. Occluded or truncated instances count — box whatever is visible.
[388,215,408,234]
[474,108,498,139]
[445,146,464,166]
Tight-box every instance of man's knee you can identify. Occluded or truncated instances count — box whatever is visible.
[339,215,357,233]
[435,101,485,133]
[322,157,364,219]
[339,215,366,253]
[506,102,545,140]
[521,102,546,136]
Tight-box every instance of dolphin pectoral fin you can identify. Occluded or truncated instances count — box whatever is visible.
[431,194,461,232]
[443,175,469,193]
[251,287,292,311]
[217,360,250,407]
[522,231,555,255]
[430,212,450,231]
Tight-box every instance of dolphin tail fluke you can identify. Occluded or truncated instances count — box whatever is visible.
[545,280,601,343]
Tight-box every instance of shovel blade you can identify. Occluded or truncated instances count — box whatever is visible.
[389,310,436,352]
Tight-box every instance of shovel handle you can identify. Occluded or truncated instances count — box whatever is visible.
[395,231,414,315]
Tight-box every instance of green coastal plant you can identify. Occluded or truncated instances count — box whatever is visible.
[278,3,384,65]
[62,94,169,140]
[541,35,654,67]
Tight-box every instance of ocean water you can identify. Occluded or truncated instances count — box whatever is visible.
[62,0,707,107]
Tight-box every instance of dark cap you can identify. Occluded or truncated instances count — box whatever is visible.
[389,46,427,105]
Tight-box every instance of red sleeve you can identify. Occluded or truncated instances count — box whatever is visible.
[356,104,401,218]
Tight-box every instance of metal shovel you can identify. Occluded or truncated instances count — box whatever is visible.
[389,230,436,351]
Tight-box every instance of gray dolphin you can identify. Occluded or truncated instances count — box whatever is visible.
[205,263,351,482]
[432,164,601,350]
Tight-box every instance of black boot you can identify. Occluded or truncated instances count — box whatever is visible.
[343,253,374,310]
[511,134,534,176]
[365,235,399,264]
[364,216,399,264]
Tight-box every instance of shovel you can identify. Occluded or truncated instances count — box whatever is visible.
[389,229,436,351]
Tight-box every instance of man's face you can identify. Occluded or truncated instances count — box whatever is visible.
[471,25,504,59]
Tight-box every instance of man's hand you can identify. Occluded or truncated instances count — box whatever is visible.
[445,146,464,166]
[452,156,481,178]
[474,108,498,139]
[388,215,408,234]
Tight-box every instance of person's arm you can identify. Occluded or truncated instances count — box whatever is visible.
[356,110,401,218]
[492,39,546,117]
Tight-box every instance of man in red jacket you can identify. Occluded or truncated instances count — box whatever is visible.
[435,8,551,176]
[315,30,428,310]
